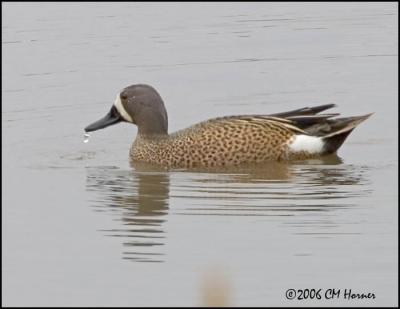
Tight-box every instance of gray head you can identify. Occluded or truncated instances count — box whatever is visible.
[85,84,168,136]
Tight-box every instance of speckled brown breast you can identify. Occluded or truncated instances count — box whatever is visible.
[129,116,313,168]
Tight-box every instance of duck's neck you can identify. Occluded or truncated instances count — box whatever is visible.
[136,110,168,137]
[137,132,169,141]
[137,126,168,137]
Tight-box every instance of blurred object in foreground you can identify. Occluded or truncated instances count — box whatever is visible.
[201,266,232,307]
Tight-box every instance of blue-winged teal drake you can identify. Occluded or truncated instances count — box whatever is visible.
[85,84,372,168]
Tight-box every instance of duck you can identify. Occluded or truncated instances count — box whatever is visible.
[84,84,372,168]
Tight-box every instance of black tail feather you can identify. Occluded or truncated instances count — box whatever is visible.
[322,129,354,154]
[269,103,337,118]
[321,113,373,154]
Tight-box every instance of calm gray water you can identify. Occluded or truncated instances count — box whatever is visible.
[2,3,398,307]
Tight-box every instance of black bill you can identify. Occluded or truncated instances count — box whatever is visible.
[85,106,123,132]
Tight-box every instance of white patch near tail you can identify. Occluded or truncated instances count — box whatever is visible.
[114,94,133,122]
[288,134,324,154]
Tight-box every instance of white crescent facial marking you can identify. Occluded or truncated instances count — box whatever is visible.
[288,134,324,154]
[114,94,133,122]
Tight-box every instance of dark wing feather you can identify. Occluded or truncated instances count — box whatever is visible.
[268,103,337,118]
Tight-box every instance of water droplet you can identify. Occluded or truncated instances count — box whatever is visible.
[83,133,90,143]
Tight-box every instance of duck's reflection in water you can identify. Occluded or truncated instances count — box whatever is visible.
[167,154,371,220]
[86,166,170,262]
[86,154,371,262]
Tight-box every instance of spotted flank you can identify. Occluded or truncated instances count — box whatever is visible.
[85,84,372,168]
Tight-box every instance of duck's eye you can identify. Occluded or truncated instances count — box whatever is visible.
[120,94,128,100]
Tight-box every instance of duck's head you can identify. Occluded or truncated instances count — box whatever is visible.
[85,84,168,135]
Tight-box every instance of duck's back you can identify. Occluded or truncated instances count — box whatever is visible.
[130,115,306,168]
